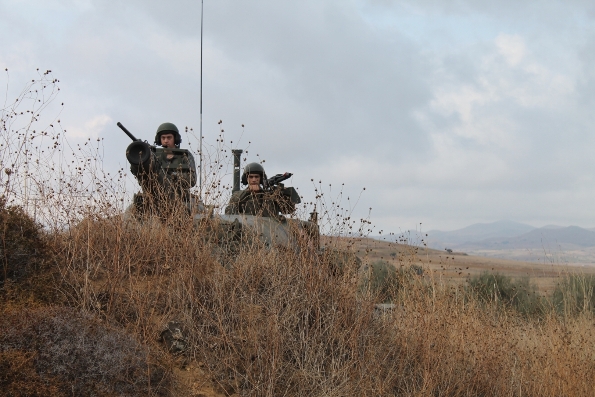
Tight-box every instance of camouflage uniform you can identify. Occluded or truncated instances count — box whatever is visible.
[130,123,196,215]
[225,162,296,217]
[131,148,196,201]
[232,188,291,217]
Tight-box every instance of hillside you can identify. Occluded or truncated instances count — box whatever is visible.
[4,214,595,396]
[4,70,595,397]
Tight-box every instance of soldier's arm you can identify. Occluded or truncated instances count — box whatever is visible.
[225,190,244,214]
[186,152,197,187]
[130,163,148,182]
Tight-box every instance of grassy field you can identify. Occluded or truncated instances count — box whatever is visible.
[344,236,595,294]
[4,214,595,397]
[460,245,595,265]
[3,204,595,397]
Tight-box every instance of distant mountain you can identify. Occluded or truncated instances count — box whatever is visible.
[541,225,565,229]
[458,226,595,250]
[425,220,535,249]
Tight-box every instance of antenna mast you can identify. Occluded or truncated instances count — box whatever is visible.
[199,0,204,196]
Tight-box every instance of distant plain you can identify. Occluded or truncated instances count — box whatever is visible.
[339,236,595,294]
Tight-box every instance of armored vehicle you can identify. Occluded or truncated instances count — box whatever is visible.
[120,122,320,252]
[193,149,320,252]
[120,122,399,301]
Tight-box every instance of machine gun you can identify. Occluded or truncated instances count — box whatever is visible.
[118,122,159,172]
[264,172,293,189]
[263,172,301,208]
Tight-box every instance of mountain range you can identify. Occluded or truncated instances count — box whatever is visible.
[425,221,595,251]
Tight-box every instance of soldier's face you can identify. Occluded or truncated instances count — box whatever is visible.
[160,133,175,148]
[248,174,261,191]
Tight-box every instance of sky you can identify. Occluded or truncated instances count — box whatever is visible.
[1,0,595,233]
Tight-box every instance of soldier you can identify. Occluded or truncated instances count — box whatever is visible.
[130,122,196,216]
[228,162,295,217]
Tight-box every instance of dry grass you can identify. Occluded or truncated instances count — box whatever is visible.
[0,305,170,397]
[2,73,595,396]
[36,216,595,396]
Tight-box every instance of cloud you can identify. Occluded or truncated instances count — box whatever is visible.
[67,114,112,139]
[420,32,576,152]
[495,34,525,66]
[2,0,595,231]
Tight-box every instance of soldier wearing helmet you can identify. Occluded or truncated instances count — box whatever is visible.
[242,163,266,191]
[130,122,196,215]
[226,162,294,217]
[154,122,182,149]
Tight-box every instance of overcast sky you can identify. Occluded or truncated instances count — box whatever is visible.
[1,0,595,232]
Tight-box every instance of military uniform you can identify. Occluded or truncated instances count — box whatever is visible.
[233,189,282,217]
[131,148,196,201]
[225,162,298,217]
[227,189,297,218]
[129,122,196,216]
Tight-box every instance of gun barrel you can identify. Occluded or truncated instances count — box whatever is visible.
[267,172,292,186]
[117,122,139,142]
[126,140,154,166]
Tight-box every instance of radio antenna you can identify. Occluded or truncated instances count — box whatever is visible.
[199,0,204,197]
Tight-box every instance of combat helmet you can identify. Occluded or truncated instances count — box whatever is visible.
[154,122,182,147]
[241,162,267,185]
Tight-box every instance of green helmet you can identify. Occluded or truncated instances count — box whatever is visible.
[241,162,267,185]
[154,122,182,146]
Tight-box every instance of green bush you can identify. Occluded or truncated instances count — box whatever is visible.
[360,260,422,301]
[552,274,595,316]
[467,272,545,316]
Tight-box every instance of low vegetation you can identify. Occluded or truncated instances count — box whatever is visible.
[553,274,595,316]
[0,306,170,396]
[4,208,595,396]
[466,271,545,317]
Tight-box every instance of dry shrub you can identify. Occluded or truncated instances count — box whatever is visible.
[385,283,595,396]
[0,350,65,397]
[190,246,369,395]
[48,213,595,396]
[49,213,214,330]
[0,198,45,283]
[0,305,171,397]
[48,206,388,395]
[0,199,63,306]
